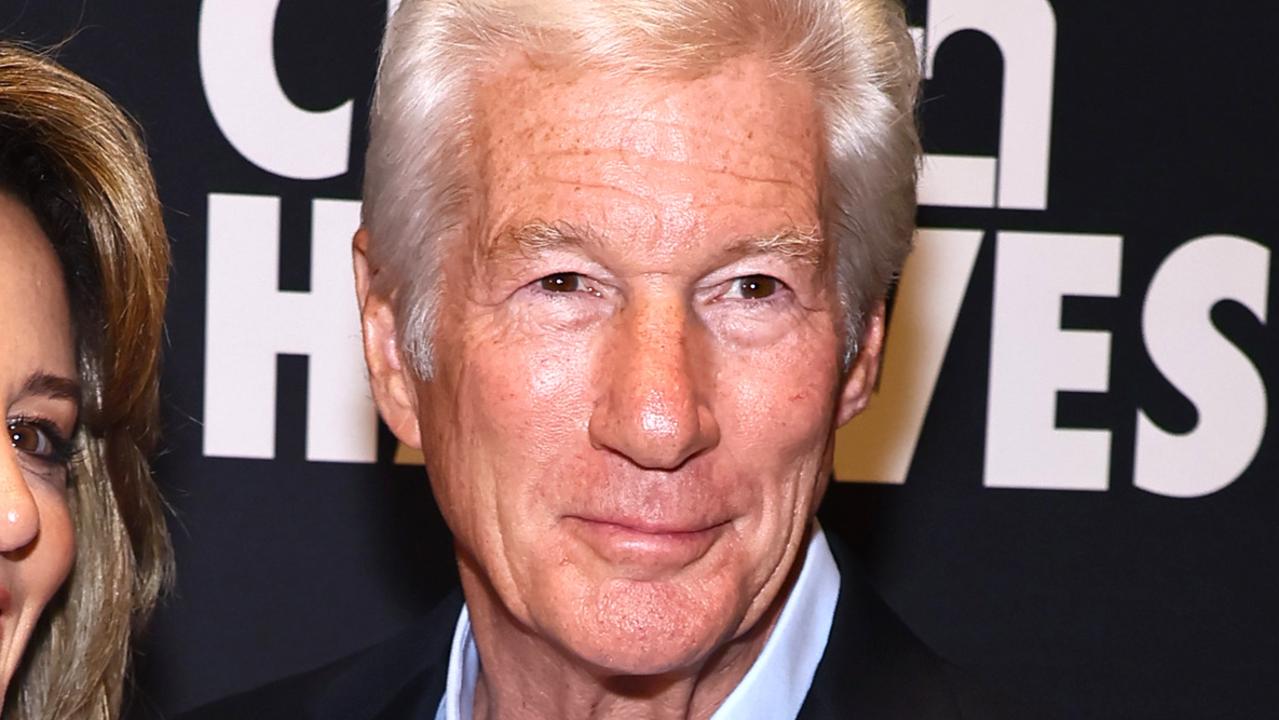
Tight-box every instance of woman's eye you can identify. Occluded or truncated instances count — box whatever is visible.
[8,420,69,464]
[10,421,53,458]
[729,275,781,300]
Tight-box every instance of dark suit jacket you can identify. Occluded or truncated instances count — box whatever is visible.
[181,535,1019,719]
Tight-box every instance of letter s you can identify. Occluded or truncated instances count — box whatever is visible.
[1135,235,1270,498]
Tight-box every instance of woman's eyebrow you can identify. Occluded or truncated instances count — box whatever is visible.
[20,372,82,407]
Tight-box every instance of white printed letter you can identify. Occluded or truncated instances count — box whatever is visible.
[924,0,1057,210]
[985,232,1122,490]
[1135,235,1270,498]
[199,0,353,179]
[204,194,376,462]
[836,229,984,483]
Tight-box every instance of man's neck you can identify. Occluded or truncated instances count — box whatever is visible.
[457,550,804,720]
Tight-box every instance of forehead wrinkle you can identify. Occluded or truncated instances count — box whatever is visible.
[527,123,818,181]
[533,145,814,178]
[514,154,818,210]
[526,171,656,206]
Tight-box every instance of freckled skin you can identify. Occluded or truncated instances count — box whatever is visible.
[361,55,886,720]
[0,194,78,700]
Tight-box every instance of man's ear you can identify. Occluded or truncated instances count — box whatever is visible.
[354,228,423,449]
[835,301,887,427]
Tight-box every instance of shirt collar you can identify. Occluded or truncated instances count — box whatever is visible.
[709,523,840,719]
[437,603,478,720]
[438,524,840,720]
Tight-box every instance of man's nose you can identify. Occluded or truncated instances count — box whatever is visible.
[0,451,40,553]
[588,296,720,469]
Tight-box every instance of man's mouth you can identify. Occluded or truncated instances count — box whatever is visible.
[563,515,729,571]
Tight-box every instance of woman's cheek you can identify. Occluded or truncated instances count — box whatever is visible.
[34,488,75,601]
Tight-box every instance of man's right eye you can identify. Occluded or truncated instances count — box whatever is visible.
[539,273,584,293]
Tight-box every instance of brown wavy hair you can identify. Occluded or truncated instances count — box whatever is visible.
[0,43,172,718]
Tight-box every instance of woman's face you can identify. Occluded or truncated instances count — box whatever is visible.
[0,193,77,694]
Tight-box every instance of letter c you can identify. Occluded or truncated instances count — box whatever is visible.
[199,0,355,180]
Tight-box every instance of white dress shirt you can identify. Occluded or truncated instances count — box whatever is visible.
[436,525,840,720]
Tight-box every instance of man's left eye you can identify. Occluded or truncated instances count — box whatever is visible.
[539,272,585,293]
[727,275,782,300]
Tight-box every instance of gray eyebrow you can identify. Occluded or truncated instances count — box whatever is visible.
[721,228,828,266]
[481,220,600,263]
[481,221,827,267]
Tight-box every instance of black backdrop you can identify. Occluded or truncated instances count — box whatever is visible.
[2,2,1276,719]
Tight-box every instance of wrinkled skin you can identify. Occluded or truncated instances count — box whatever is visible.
[358,55,885,719]
[0,193,77,699]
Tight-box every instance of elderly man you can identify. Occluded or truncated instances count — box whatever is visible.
[188,1,1012,718]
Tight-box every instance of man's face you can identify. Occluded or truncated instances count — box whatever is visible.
[367,55,881,674]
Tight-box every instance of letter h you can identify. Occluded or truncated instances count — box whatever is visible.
[204,194,377,462]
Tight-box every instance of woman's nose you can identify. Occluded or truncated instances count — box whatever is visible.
[0,449,41,553]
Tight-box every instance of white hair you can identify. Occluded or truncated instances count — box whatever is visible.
[362,0,921,377]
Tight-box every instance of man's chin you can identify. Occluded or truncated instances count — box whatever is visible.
[543,575,747,678]
[567,635,725,679]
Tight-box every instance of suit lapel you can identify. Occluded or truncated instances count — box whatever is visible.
[351,589,462,720]
[797,533,962,719]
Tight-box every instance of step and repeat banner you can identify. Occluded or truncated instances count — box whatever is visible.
[4,2,1275,718]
